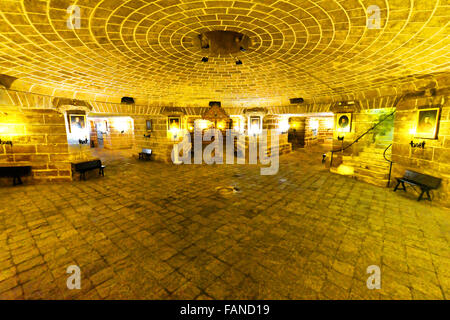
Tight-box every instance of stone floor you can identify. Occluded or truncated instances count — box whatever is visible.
[0,147,449,300]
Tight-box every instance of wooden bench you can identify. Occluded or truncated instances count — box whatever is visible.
[394,169,441,201]
[0,165,32,185]
[73,160,105,181]
[139,148,153,160]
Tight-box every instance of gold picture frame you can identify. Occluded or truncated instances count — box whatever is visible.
[336,113,352,133]
[69,114,86,133]
[415,107,440,139]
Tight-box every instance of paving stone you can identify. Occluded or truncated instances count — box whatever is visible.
[0,147,448,299]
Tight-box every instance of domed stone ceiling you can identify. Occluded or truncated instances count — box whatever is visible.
[0,0,448,106]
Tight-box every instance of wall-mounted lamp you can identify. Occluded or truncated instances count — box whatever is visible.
[143,134,151,138]
[410,141,425,149]
[201,57,209,62]
[337,136,345,141]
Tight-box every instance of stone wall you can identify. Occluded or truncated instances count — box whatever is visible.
[304,117,334,147]
[330,108,395,164]
[392,95,450,206]
[102,117,134,150]
[0,106,71,184]
[133,115,175,162]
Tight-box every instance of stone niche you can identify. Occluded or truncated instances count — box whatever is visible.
[392,94,450,206]
[0,106,71,184]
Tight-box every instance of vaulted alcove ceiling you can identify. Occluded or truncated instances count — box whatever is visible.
[0,0,448,106]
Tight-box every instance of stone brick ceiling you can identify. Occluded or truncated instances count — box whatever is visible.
[0,0,448,106]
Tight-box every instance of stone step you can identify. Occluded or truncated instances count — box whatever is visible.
[355,155,392,167]
[362,147,391,155]
[353,174,389,187]
[342,154,391,167]
[343,159,391,171]
[354,167,389,179]
[330,165,389,188]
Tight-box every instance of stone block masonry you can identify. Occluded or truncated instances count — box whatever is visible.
[0,107,71,184]
[133,115,176,162]
[392,95,450,206]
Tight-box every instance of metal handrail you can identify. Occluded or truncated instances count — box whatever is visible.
[383,144,394,187]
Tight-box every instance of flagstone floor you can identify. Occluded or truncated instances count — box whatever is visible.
[0,147,449,299]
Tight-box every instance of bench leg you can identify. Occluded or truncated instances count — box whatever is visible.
[99,167,104,176]
[13,176,22,186]
[426,190,431,201]
[394,180,401,192]
[418,190,425,201]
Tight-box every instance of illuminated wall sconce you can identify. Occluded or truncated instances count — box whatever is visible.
[278,118,290,133]
[410,141,425,148]
[217,121,226,130]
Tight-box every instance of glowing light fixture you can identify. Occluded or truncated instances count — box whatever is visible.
[195,119,210,130]
[309,119,319,130]
[278,118,290,133]
[113,118,130,133]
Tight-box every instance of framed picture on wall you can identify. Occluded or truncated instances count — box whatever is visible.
[336,113,352,133]
[69,114,86,132]
[415,107,440,139]
[249,116,262,135]
[146,120,152,131]
[167,116,181,131]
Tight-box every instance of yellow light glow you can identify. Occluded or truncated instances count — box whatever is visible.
[170,122,179,137]
[309,119,319,130]
[217,121,225,130]
[113,118,130,133]
[196,119,210,130]
[337,164,354,175]
[324,118,334,129]
[278,119,290,132]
